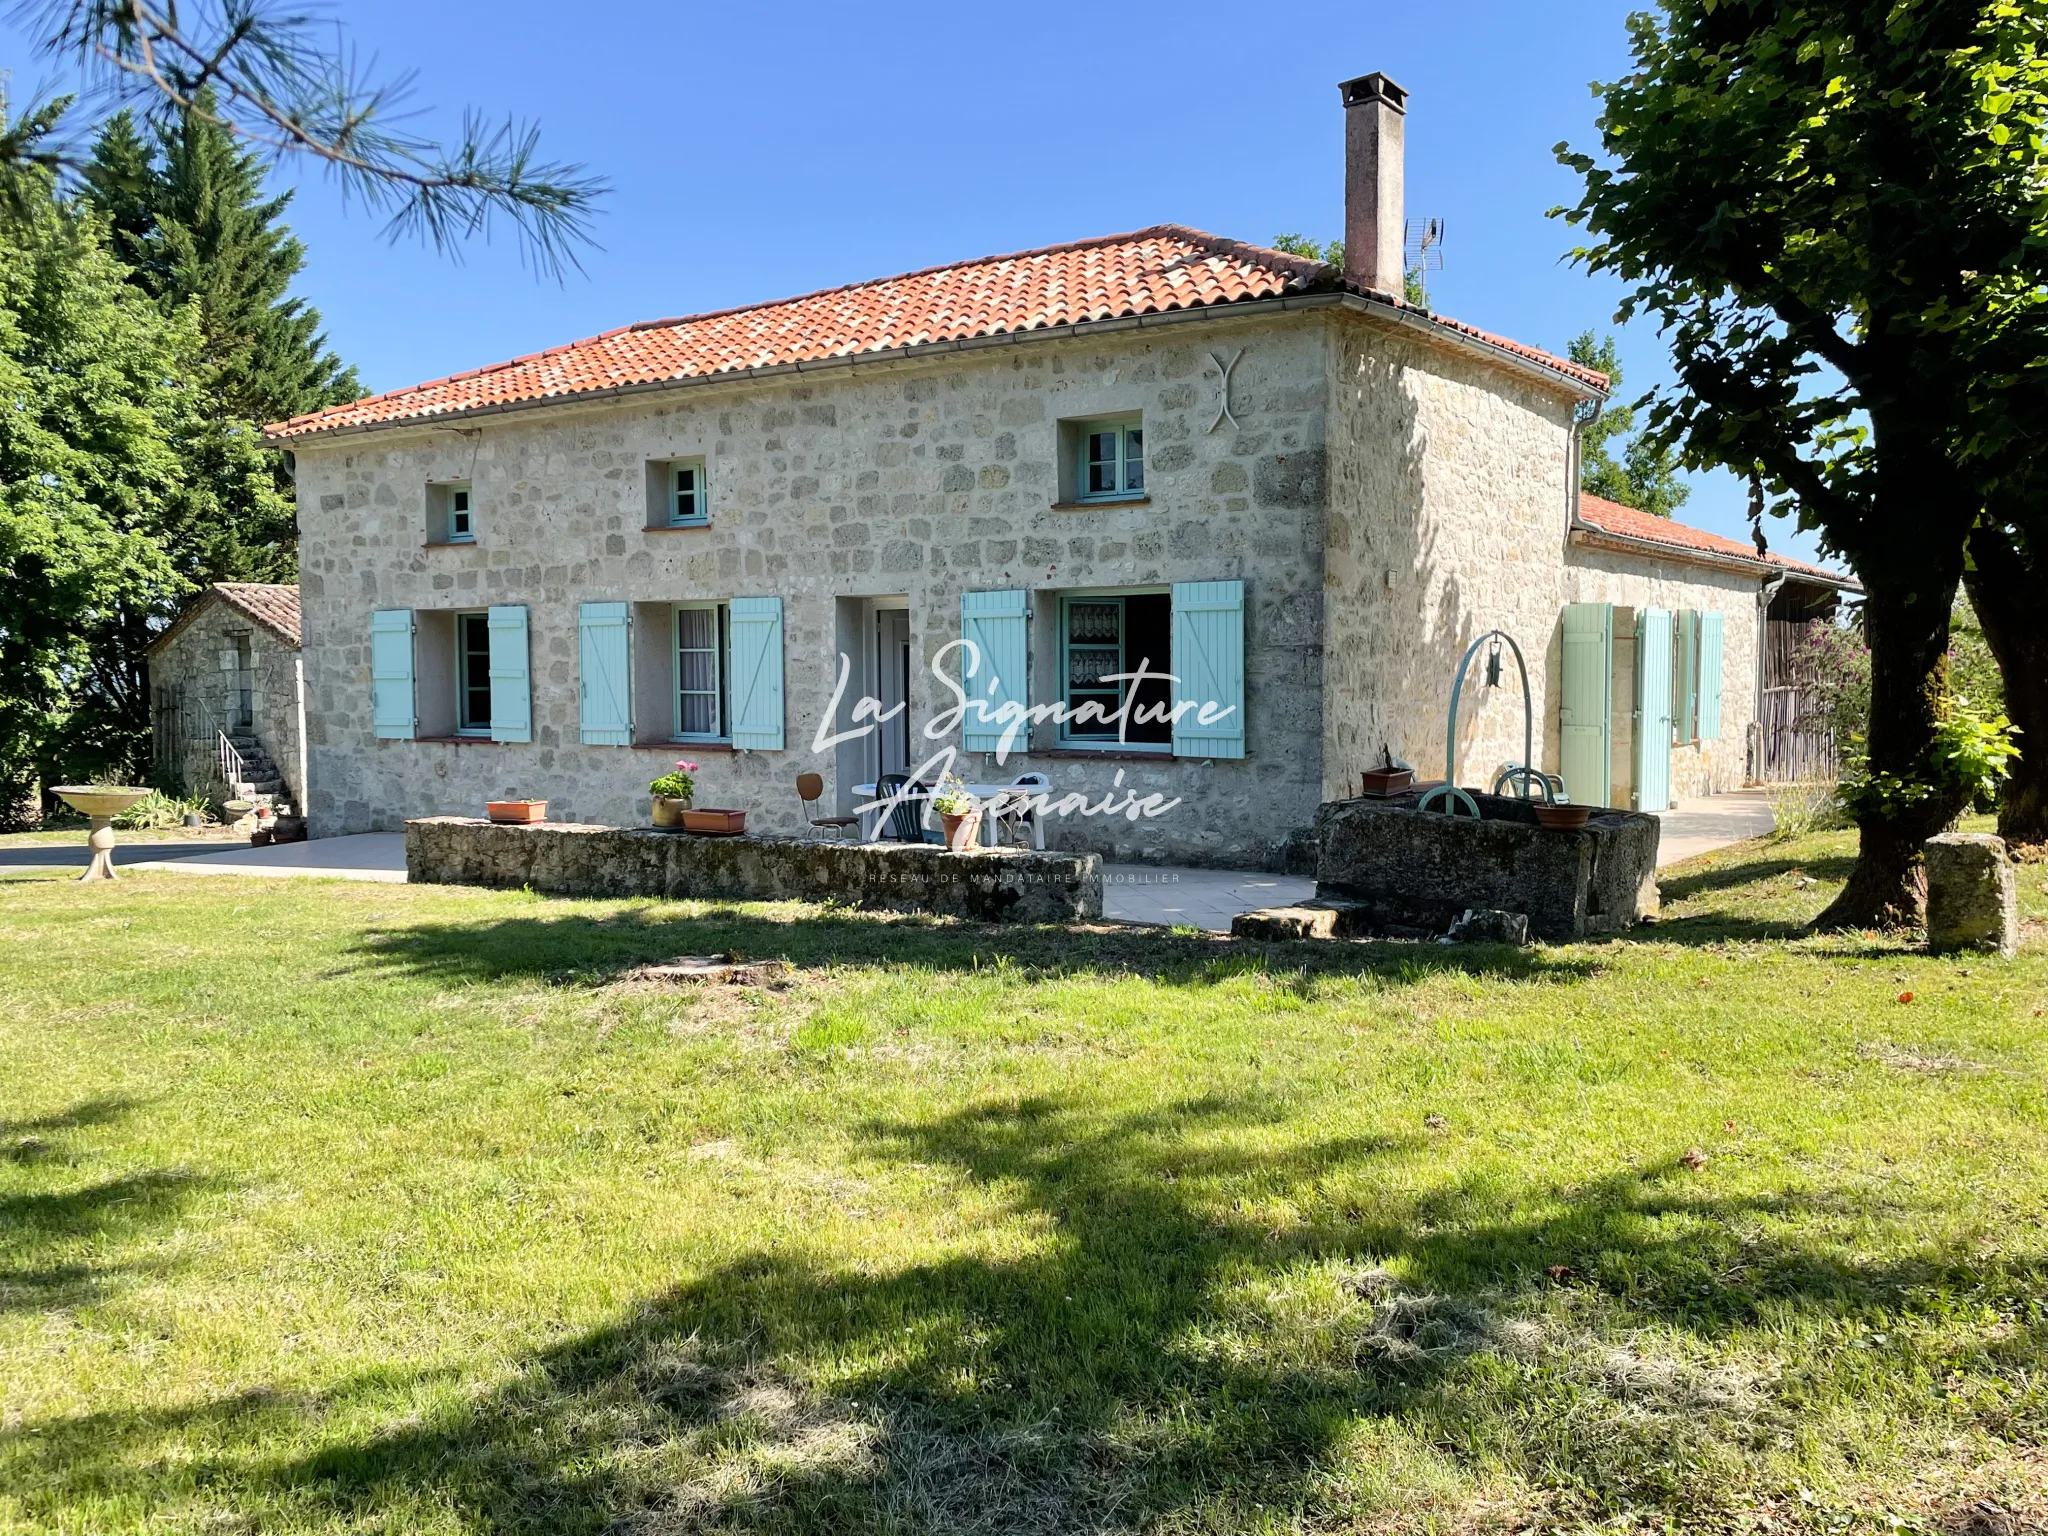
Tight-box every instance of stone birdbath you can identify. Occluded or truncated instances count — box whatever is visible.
[51,786,153,881]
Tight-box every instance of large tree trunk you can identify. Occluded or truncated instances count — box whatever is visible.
[1964,522,2048,850]
[1815,506,1972,931]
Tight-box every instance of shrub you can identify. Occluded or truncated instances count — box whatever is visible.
[112,790,212,830]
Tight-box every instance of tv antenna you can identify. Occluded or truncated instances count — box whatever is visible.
[1404,218,1446,303]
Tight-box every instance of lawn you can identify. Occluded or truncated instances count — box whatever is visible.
[1,830,2044,1535]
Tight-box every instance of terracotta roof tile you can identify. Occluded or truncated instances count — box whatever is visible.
[150,583,301,654]
[266,225,1606,440]
[1577,494,1854,586]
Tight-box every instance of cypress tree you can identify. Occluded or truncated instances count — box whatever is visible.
[84,98,359,425]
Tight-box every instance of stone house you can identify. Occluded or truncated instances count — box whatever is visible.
[148,582,306,810]
[266,72,1851,867]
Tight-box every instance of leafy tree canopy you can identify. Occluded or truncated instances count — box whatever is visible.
[0,107,292,809]
[1555,0,2048,926]
[1567,332,1691,519]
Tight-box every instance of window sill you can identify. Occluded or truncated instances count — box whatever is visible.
[643,522,713,533]
[1049,497,1151,513]
[413,735,506,745]
[625,740,737,752]
[1029,746,1174,761]
[422,539,479,550]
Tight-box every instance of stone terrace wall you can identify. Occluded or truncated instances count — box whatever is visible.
[407,817,1103,923]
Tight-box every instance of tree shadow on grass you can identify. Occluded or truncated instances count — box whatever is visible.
[0,1097,213,1314]
[346,906,1599,992]
[6,1094,2040,1531]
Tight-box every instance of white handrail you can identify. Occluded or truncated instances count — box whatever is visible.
[217,731,247,791]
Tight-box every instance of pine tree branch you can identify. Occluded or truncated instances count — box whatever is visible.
[14,0,607,277]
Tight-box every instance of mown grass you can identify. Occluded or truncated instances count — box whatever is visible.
[1,829,2044,1534]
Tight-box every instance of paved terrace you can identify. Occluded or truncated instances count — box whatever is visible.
[2,791,1777,930]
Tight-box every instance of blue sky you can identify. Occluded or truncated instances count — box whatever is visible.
[2,0,1824,564]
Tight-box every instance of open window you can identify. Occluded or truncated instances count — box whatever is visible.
[1057,591,1173,748]
[427,482,474,544]
[646,458,710,528]
[624,601,731,743]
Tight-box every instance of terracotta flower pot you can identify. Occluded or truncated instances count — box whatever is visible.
[651,794,693,829]
[941,810,982,851]
[487,799,548,824]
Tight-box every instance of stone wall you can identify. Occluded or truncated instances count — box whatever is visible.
[1321,309,1772,812]
[148,601,303,806]
[1321,312,1585,800]
[407,817,1102,923]
[295,310,1330,867]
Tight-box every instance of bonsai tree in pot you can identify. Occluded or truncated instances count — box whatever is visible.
[931,774,981,851]
[649,760,698,829]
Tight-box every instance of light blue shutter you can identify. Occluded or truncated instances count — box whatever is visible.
[960,589,1029,753]
[1636,608,1674,812]
[370,609,415,740]
[487,605,531,744]
[728,596,785,750]
[1171,580,1246,759]
[1699,609,1725,740]
[1559,603,1614,808]
[1675,609,1700,743]
[578,602,632,745]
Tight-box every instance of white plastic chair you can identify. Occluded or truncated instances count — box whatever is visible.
[993,772,1051,849]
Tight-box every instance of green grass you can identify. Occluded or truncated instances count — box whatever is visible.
[1,830,2044,1534]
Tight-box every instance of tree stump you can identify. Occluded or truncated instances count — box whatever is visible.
[1924,833,2018,958]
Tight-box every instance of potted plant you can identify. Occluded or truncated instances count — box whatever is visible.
[649,760,698,829]
[931,774,981,851]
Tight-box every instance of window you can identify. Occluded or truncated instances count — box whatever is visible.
[428,481,475,544]
[457,611,492,733]
[1058,591,1172,747]
[646,458,710,528]
[1074,417,1144,501]
[675,602,731,740]
[670,461,708,526]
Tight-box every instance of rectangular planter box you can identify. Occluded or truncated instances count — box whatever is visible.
[681,808,747,835]
[487,800,548,824]
[1358,768,1413,798]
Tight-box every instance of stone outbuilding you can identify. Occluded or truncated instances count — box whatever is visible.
[264,71,1853,868]
[148,582,305,811]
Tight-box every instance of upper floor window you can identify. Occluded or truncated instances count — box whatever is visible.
[1079,417,1144,501]
[646,458,709,528]
[429,481,475,544]
[669,461,708,526]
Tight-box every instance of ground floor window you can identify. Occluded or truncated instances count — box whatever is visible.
[1059,591,1172,746]
[456,611,492,733]
[676,602,731,740]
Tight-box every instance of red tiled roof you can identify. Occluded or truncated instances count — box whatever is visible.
[1576,494,1854,586]
[265,225,1607,441]
[149,583,302,654]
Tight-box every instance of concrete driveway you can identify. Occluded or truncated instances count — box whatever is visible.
[0,832,407,882]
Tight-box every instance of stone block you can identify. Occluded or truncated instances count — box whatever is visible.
[1313,791,1660,941]
[1925,832,2018,957]
[1445,908,1530,946]
[1232,905,1341,941]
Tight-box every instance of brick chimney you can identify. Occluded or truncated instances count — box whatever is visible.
[1339,72,1408,295]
